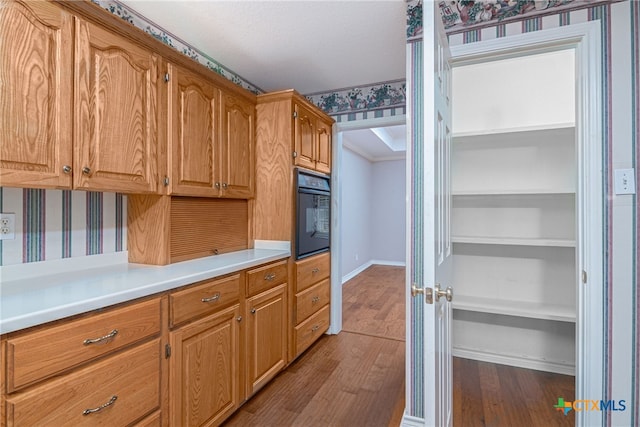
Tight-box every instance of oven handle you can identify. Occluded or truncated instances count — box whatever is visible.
[298,188,330,196]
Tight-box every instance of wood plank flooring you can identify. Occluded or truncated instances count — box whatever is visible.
[223,265,576,427]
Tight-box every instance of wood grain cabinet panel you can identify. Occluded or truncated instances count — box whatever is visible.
[315,119,332,174]
[246,283,287,397]
[169,304,241,427]
[166,64,255,199]
[220,93,255,198]
[246,259,288,297]
[6,297,161,392]
[295,252,331,292]
[0,0,74,189]
[293,103,316,171]
[167,63,219,197]
[295,278,330,324]
[294,304,330,358]
[74,18,159,193]
[169,274,241,327]
[6,339,161,427]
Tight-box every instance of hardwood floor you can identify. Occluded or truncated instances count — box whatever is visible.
[223,265,576,427]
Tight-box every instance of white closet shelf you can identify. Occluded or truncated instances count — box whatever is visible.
[452,189,575,196]
[452,123,575,139]
[453,294,576,323]
[452,236,576,247]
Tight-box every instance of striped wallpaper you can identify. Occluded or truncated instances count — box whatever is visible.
[0,188,126,266]
[404,1,637,426]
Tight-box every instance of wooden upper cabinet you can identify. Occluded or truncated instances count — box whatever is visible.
[293,104,316,171]
[293,102,332,174]
[315,119,332,174]
[74,18,159,193]
[166,63,255,198]
[167,64,219,197]
[220,93,255,198]
[0,1,74,189]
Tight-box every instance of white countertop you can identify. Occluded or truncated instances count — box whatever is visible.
[0,246,290,335]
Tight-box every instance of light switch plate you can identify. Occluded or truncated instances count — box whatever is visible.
[0,213,16,240]
[614,168,636,195]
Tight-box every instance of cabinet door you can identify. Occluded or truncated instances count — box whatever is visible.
[220,93,254,198]
[169,304,241,427]
[168,64,219,197]
[246,284,287,397]
[0,1,73,188]
[75,19,158,193]
[315,119,332,174]
[293,104,316,170]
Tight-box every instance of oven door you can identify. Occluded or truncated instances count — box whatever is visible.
[296,189,330,259]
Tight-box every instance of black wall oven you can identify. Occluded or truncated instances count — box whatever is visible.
[295,168,330,259]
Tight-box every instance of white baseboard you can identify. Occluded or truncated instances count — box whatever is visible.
[342,261,373,284]
[401,413,424,427]
[453,347,576,376]
[341,259,406,284]
[370,259,406,267]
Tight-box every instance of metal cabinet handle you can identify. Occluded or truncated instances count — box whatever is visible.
[311,325,320,332]
[222,182,228,189]
[312,296,320,304]
[264,273,276,281]
[250,308,256,314]
[201,292,221,303]
[83,395,117,415]
[236,316,243,322]
[311,268,320,274]
[82,166,91,175]
[83,329,118,345]
[215,182,221,189]
[62,165,72,174]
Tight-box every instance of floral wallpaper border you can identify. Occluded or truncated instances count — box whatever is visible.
[407,0,623,40]
[306,79,407,117]
[93,0,264,94]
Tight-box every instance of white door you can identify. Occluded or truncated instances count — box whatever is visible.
[405,1,453,426]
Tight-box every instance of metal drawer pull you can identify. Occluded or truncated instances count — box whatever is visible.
[264,273,276,281]
[83,395,117,415]
[83,329,118,345]
[201,292,221,303]
[311,325,320,332]
[312,296,320,304]
[311,268,320,274]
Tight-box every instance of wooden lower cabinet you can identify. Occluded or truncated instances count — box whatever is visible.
[292,252,331,359]
[6,339,161,426]
[168,304,242,427]
[246,283,287,397]
[1,259,297,426]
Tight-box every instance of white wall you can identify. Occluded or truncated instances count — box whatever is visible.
[340,147,373,277]
[340,147,406,281]
[371,160,406,263]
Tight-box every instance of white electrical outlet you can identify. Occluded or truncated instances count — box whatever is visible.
[0,213,16,240]
[614,168,636,195]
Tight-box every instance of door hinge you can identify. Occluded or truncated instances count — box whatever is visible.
[293,111,298,119]
[165,344,171,358]
[582,270,587,284]
[164,73,170,83]
[163,176,170,186]
[292,151,298,158]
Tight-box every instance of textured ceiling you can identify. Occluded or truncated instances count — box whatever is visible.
[120,0,407,95]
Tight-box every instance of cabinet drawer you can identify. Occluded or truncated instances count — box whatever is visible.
[170,274,240,326]
[6,298,161,392]
[295,252,330,292]
[294,304,330,357]
[295,279,330,324]
[6,339,160,426]
[246,260,288,297]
